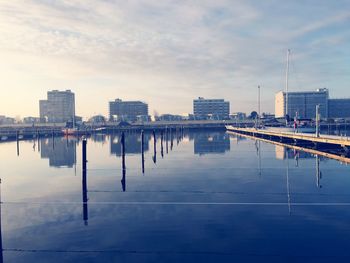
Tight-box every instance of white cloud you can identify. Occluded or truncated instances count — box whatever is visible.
[0,0,349,117]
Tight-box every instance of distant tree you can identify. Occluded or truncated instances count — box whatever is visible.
[250,111,258,119]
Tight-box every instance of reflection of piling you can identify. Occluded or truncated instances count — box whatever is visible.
[152,130,157,164]
[166,128,169,154]
[316,155,321,188]
[161,130,164,158]
[141,130,145,174]
[37,130,40,152]
[82,139,88,225]
[52,129,55,149]
[16,130,19,156]
[121,132,126,191]
[170,128,173,151]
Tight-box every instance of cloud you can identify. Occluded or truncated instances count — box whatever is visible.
[0,0,349,117]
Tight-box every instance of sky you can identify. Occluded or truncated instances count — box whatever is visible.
[0,0,349,119]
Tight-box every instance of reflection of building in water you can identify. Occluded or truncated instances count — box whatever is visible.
[91,134,107,143]
[194,132,230,155]
[40,138,76,167]
[275,145,315,160]
[110,133,150,156]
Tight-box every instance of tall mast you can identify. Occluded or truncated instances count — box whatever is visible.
[258,85,261,128]
[285,49,290,119]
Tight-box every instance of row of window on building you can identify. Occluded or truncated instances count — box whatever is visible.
[275,88,350,119]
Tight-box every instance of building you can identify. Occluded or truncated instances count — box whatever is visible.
[328,99,350,119]
[275,89,329,119]
[88,115,106,123]
[0,115,16,125]
[23,117,41,124]
[39,90,75,123]
[155,114,184,121]
[109,99,148,122]
[230,112,246,120]
[193,97,230,120]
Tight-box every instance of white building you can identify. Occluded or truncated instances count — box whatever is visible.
[39,90,75,123]
[275,89,329,119]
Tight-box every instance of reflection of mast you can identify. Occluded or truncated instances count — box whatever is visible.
[255,140,262,177]
[286,153,291,215]
[82,139,88,225]
[316,155,322,188]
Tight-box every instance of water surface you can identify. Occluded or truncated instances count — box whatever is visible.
[0,130,350,262]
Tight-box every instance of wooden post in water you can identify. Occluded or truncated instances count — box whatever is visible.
[16,130,19,156]
[161,130,164,158]
[141,130,145,175]
[170,127,173,151]
[152,130,157,164]
[166,127,169,154]
[121,132,126,192]
[82,139,88,225]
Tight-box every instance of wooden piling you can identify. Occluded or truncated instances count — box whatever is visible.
[82,138,88,225]
[121,132,126,191]
[141,130,145,174]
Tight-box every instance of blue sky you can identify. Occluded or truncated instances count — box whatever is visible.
[0,0,349,119]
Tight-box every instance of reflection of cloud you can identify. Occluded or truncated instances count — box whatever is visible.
[0,1,349,117]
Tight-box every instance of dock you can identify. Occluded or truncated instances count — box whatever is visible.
[226,126,350,150]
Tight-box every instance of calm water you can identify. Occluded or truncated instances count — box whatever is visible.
[1,130,350,262]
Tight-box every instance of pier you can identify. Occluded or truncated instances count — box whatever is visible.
[226,126,350,151]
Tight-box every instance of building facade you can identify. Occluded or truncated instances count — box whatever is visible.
[275,89,329,119]
[109,99,148,122]
[39,90,75,123]
[193,97,230,120]
[328,99,350,118]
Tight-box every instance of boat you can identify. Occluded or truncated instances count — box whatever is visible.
[62,127,79,136]
[62,111,79,136]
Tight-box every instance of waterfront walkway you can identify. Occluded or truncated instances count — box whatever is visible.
[226,126,350,148]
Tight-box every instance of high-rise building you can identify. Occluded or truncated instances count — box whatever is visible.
[193,97,230,120]
[39,90,75,123]
[109,99,148,122]
[275,89,329,119]
[328,99,350,118]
